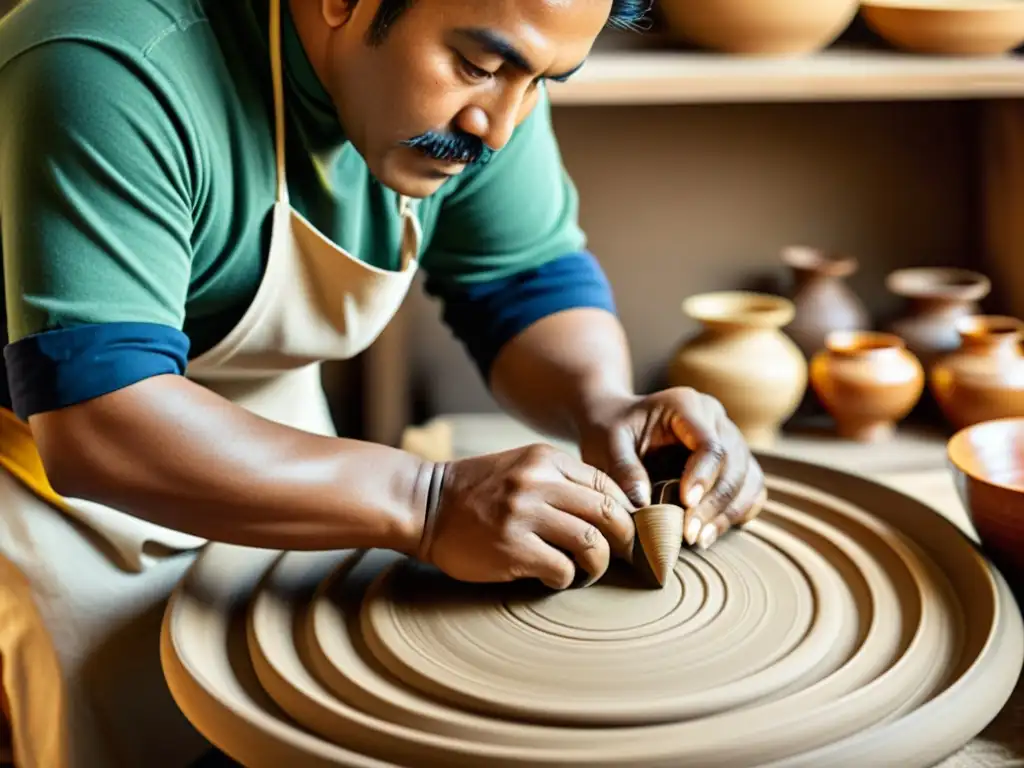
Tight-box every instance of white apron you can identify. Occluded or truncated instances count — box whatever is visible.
[0,0,422,762]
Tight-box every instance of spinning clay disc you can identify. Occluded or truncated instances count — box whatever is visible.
[161,454,1024,767]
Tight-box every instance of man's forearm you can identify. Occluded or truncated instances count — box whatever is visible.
[29,374,432,553]
[488,307,635,442]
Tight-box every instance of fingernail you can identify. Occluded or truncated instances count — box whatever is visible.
[631,484,650,508]
[698,524,718,550]
[685,517,702,545]
[685,483,704,508]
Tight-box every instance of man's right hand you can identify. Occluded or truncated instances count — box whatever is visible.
[416,444,637,590]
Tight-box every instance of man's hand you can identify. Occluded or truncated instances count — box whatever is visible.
[577,387,767,550]
[418,445,636,590]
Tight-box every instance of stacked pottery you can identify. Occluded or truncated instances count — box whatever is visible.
[668,291,807,449]
[810,331,925,442]
[930,315,1024,430]
[885,267,991,368]
[782,245,870,360]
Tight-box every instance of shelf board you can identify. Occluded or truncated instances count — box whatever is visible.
[547,44,1024,106]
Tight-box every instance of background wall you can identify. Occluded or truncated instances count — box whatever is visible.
[404,99,983,420]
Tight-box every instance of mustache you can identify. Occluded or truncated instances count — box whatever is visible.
[400,129,495,166]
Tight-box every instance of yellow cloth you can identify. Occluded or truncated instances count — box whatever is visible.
[0,407,67,511]
[0,407,68,768]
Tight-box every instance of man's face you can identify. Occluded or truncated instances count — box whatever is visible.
[293,0,611,198]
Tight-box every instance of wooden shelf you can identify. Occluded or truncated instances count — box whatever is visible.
[547,44,1024,106]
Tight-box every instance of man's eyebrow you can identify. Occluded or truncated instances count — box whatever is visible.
[455,27,586,82]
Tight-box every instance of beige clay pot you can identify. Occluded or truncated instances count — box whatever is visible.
[810,331,925,443]
[668,291,807,449]
[658,0,860,55]
[930,315,1024,430]
[860,0,1024,56]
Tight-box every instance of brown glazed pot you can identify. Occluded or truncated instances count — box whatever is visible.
[948,417,1024,581]
[668,291,807,449]
[781,246,870,360]
[810,331,925,442]
[885,267,991,368]
[931,315,1024,431]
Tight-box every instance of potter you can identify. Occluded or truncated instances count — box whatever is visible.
[0,0,768,765]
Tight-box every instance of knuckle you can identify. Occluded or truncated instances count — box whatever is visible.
[704,440,727,461]
[524,443,554,463]
[578,523,602,550]
[709,477,742,507]
[507,562,530,580]
[599,492,617,521]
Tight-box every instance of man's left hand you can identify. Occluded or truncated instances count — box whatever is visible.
[577,387,767,550]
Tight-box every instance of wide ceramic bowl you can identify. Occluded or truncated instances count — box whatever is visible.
[861,0,1024,55]
[948,417,1024,582]
[658,0,861,55]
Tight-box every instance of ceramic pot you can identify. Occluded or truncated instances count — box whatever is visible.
[948,418,1024,579]
[810,331,924,442]
[861,1,1024,56]
[657,0,860,55]
[930,315,1024,430]
[885,267,991,368]
[668,291,807,449]
[781,246,871,360]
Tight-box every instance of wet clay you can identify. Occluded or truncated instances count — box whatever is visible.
[160,454,1024,767]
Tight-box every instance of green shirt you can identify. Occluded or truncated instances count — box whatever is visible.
[0,0,586,358]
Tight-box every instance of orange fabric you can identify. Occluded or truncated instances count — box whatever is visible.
[0,407,68,767]
[0,407,67,511]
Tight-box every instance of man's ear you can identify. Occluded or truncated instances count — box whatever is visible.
[322,0,352,27]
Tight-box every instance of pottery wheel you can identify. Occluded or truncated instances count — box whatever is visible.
[160,454,1024,767]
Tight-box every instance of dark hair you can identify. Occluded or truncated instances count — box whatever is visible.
[362,0,652,44]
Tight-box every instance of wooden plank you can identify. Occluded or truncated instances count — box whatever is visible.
[548,44,1024,106]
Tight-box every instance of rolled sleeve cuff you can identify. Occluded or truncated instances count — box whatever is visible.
[4,322,190,420]
[426,250,617,379]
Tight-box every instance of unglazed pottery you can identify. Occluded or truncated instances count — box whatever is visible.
[781,246,871,360]
[810,331,925,442]
[931,315,1024,430]
[948,418,1024,580]
[657,0,860,55]
[885,267,991,367]
[633,504,684,587]
[160,454,1024,767]
[861,0,1024,55]
[668,291,807,449]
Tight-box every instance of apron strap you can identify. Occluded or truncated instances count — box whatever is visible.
[269,0,289,205]
[269,0,421,267]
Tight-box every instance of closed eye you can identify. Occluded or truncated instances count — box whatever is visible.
[458,53,492,81]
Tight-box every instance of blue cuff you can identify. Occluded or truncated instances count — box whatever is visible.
[4,322,190,420]
[424,251,617,379]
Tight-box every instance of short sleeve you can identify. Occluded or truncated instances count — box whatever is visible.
[0,41,195,343]
[1,41,196,418]
[422,87,587,287]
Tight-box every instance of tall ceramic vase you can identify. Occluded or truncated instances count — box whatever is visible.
[885,268,991,367]
[668,291,808,449]
[930,315,1024,430]
[781,246,870,360]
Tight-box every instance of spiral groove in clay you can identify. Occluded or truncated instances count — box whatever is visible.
[161,455,1024,768]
